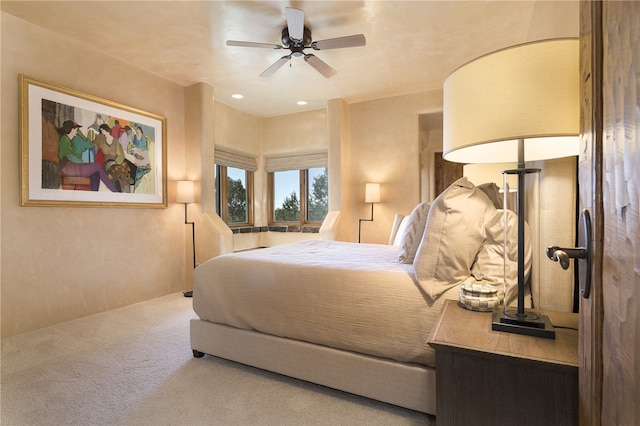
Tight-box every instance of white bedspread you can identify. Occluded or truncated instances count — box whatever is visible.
[193,240,460,367]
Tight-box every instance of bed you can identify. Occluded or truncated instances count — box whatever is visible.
[190,177,524,414]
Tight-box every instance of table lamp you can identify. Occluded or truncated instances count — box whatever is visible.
[443,38,579,338]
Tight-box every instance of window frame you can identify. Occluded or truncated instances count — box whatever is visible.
[215,164,254,227]
[268,168,326,226]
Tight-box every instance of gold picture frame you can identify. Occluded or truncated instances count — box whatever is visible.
[19,75,167,208]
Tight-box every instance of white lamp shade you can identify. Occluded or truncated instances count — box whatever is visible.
[365,183,381,203]
[176,180,195,204]
[443,38,580,163]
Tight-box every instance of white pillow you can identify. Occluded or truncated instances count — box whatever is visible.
[393,216,411,246]
[472,209,532,306]
[397,201,431,263]
[413,177,495,301]
[388,213,406,245]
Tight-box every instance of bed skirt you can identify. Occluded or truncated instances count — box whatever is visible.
[190,319,436,414]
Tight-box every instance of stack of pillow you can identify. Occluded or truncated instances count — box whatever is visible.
[393,176,531,306]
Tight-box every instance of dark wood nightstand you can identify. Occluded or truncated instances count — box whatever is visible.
[427,299,578,426]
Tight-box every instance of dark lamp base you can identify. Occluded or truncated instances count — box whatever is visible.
[492,308,556,339]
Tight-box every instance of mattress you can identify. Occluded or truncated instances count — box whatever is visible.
[193,240,460,367]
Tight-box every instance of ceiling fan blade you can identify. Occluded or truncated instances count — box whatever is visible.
[312,34,366,50]
[285,7,304,41]
[260,55,291,77]
[226,40,282,49]
[304,54,337,79]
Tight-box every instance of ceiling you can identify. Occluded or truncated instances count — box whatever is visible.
[2,1,579,119]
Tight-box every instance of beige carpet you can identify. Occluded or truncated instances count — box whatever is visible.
[1,293,435,425]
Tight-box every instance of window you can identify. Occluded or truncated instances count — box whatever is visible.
[307,167,329,221]
[269,166,328,225]
[265,152,328,226]
[214,149,257,227]
[215,165,254,226]
[272,170,300,222]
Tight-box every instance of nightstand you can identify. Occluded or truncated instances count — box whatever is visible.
[427,299,578,426]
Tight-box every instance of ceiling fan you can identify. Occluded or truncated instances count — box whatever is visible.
[226,7,366,78]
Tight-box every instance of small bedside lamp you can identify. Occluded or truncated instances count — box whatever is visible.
[358,183,380,243]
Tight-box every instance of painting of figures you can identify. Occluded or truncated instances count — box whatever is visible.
[20,75,166,208]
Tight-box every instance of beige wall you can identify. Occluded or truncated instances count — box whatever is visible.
[259,108,328,229]
[194,91,443,251]
[261,110,328,157]
[325,98,351,241]
[242,94,442,247]
[1,13,189,337]
[184,84,234,265]
[349,91,443,244]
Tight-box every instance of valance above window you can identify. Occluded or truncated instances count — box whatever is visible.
[265,152,328,173]
[215,148,257,172]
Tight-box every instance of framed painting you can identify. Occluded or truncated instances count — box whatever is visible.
[19,75,167,208]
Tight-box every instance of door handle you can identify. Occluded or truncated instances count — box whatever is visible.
[546,209,592,298]
[546,246,587,269]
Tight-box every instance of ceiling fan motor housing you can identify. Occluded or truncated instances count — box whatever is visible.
[282,26,312,52]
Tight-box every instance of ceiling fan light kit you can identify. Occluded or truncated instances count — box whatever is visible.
[226,7,366,79]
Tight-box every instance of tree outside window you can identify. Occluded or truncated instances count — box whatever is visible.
[274,170,300,222]
[307,167,328,221]
[215,164,253,226]
[271,167,328,225]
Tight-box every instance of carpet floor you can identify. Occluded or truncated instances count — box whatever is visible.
[1,292,435,425]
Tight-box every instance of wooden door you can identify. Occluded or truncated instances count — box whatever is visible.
[579,1,640,424]
[578,2,603,423]
[434,152,464,197]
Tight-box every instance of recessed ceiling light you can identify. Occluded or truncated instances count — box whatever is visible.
[297,101,307,106]
[232,94,243,99]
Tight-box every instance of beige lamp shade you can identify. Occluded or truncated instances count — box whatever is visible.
[365,183,380,203]
[176,180,195,204]
[443,38,580,163]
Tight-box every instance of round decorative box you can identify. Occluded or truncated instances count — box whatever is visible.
[459,282,501,312]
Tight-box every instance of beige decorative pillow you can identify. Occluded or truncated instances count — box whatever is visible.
[477,182,504,209]
[398,201,431,263]
[413,177,495,301]
[472,209,532,306]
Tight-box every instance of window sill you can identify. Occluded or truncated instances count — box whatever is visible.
[230,226,320,234]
